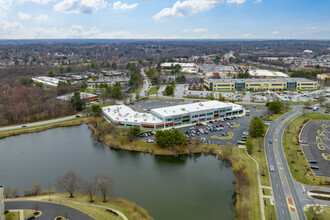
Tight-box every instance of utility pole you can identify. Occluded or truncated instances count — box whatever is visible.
[0,186,4,220]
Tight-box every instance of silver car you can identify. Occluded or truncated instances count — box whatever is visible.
[269,165,275,172]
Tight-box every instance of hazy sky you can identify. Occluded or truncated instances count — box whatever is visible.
[0,0,329,39]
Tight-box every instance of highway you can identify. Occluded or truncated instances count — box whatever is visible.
[0,114,82,132]
[266,106,330,220]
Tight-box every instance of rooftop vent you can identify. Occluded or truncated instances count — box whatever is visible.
[181,108,185,111]
[199,103,204,106]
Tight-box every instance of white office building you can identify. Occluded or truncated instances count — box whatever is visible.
[102,101,245,129]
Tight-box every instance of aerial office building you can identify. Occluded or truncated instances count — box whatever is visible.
[204,78,317,92]
[102,101,245,129]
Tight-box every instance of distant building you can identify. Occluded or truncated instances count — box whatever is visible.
[87,77,129,88]
[102,101,245,129]
[249,69,289,78]
[0,186,4,220]
[57,92,99,103]
[204,78,318,91]
[317,73,330,81]
[32,76,65,87]
[161,62,196,69]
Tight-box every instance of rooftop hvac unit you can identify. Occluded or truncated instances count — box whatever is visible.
[134,120,137,122]
[164,110,166,112]
[125,119,128,121]
[144,119,147,121]
[181,108,185,111]
[199,103,204,106]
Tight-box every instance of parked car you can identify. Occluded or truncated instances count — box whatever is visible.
[147,139,154,143]
[311,166,320,170]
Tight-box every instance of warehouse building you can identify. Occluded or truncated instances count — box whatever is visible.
[102,101,245,129]
[204,78,317,92]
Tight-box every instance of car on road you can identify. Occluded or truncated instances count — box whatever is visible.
[281,118,285,121]
[269,139,273,144]
[311,166,320,170]
[21,125,27,128]
[269,165,275,172]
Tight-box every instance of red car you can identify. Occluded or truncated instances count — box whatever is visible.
[281,118,285,121]
[219,124,224,127]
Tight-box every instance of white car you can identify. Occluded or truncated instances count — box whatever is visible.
[269,165,275,172]
[147,139,154,143]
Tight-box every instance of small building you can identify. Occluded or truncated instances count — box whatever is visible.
[102,101,245,130]
[57,92,99,103]
[0,186,4,220]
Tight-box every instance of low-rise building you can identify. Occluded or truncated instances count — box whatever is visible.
[102,101,245,129]
[32,76,65,87]
[249,69,289,78]
[317,73,330,81]
[57,92,99,103]
[87,77,129,88]
[204,78,318,92]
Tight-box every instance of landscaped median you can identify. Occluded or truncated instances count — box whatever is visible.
[283,113,330,187]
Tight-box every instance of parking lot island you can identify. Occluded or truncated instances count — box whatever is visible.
[102,100,245,130]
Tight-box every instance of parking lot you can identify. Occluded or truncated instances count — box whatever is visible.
[134,98,268,146]
[300,120,330,177]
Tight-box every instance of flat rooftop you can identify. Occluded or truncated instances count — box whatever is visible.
[103,105,163,124]
[249,69,289,78]
[205,77,316,84]
[57,92,98,101]
[32,76,64,86]
[151,101,243,117]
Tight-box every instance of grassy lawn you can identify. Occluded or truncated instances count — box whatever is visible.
[263,188,272,196]
[233,123,240,127]
[147,87,159,95]
[264,108,292,121]
[256,109,263,112]
[305,205,330,220]
[131,85,143,94]
[38,193,153,220]
[283,113,330,187]
[247,137,271,187]
[5,211,20,220]
[24,210,36,218]
[322,153,329,160]
[211,132,234,140]
[264,198,276,220]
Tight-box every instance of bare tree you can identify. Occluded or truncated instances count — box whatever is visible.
[11,188,19,197]
[32,182,42,196]
[56,171,82,198]
[95,174,113,202]
[4,187,11,198]
[84,180,96,203]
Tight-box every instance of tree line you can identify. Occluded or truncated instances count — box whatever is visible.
[3,171,114,203]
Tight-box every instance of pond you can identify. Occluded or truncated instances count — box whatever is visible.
[0,124,236,220]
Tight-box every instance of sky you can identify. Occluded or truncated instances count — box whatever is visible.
[0,0,329,39]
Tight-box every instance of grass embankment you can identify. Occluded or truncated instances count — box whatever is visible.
[91,118,261,220]
[283,113,330,187]
[211,132,234,140]
[7,193,153,220]
[246,137,270,187]
[305,205,330,220]
[264,108,292,121]
[5,211,19,220]
[147,87,159,95]
[0,117,87,140]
